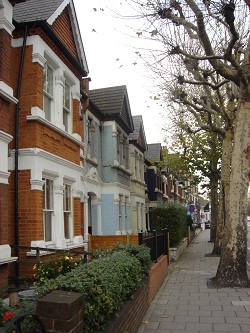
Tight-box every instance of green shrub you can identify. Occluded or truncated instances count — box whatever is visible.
[92,242,152,276]
[36,250,146,333]
[152,201,187,247]
[33,252,83,284]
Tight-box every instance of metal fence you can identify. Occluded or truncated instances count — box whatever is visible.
[0,313,45,333]
[9,245,90,289]
[138,228,169,263]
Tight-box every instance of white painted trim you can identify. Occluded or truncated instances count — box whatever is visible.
[0,171,10,184]
[32,53,46,67]
[9,148,84,173]
[0,245,18,265]
[0,130,12,143]
[30,179,44,191]
[0,80,18,104]
[47,0,70,25]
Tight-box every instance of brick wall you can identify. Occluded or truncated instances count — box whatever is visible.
[104,278,150,333]
[0,265,8,299]
[37,290,84,333]
[52,6,78,60]
[0,29,12,85]
[149,255,168,303]
[0,184,9,244]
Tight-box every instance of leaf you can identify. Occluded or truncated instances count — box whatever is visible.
[151,29,158,36]
[136,31,143,37]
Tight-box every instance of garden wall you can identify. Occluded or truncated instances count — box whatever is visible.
[37,255,168,333]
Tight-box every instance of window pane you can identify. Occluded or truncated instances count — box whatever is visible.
[44,63,53,95]
[63,109,69,132]
[64,82,70,110]
[44,211,52,242]
[64,212,70,239]
[43,178,53,210]
[63,184,71,211]
[43,95,51,121]
[46,179,53,209]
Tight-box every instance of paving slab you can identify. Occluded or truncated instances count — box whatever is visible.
[137,229,250,333]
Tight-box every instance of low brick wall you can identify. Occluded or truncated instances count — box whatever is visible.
[149,255,168,303]
[37,255,168,333]
[37,290,84,333]
[104,277,149,333]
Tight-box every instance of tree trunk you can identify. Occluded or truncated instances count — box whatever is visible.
[212,129,233,255]
[209,174,218,242]
[209,136,219,242]
[213,94,250,287]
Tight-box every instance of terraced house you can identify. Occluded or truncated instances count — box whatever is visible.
[0,0,89,298]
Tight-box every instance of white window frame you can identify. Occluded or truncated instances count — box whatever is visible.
[87,117,93,158]
[63,80,71,132]
[63,71,75,134]
[63,183,72,240]
[119,194,123,232]
[43,62,54,121]
[124,196,128,231]
[42,177,54,243]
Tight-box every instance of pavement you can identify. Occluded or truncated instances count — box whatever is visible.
[137,229,250,333]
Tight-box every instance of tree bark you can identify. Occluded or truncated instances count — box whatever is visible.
[213,94,250,286]
[209,173,218,242]
[212,129,233,255]
[212,36,250,287]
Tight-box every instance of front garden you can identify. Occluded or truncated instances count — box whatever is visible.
[1,244,151,333]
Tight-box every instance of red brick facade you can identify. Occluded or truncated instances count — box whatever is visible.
[0,0,88,297]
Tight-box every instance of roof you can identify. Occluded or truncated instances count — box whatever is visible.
[13,0,89,74]
[89,85,134,133]
[13,0,65,22]
[129,115,147,152]
[145,143,162,162]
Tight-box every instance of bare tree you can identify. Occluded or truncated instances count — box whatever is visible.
[125,0,250,286]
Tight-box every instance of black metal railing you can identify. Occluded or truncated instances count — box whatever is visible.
[9,245,91,289]
[1,313,45,333]
[138,228,169,263]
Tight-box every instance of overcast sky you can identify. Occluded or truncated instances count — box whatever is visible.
[74,0,166,145]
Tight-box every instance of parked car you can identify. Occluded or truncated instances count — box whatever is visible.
[205,220,211,229]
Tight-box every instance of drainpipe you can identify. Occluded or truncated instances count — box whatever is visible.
[14,25,28,285]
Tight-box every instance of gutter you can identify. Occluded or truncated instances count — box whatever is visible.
[14,25,27,285]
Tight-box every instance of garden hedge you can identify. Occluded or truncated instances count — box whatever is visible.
[152,201,187,247]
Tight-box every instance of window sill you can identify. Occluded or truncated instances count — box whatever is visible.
[85,156,98,166]
[154,188,163,194]
[0,257,18,265]
[26,242,87,257]
[112,162,132,176]
[27,115,84,147]
[131,178,146,186]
